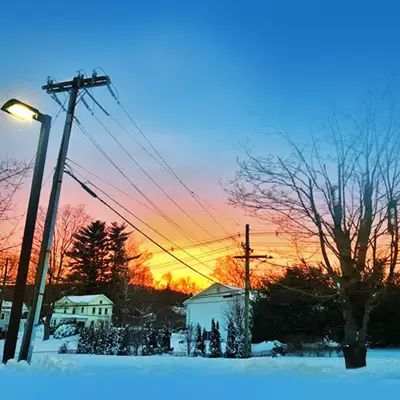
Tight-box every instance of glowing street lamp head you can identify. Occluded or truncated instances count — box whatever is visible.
[1,99,40,121]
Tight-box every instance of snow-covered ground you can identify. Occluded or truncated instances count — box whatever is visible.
[1,333,400,398]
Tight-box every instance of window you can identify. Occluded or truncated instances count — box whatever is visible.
[90,321,94,327]
[100,300,103,304]
[81,307,84,313]
[1,313,4,320]
[98,308,102,315]
[72,308,76,314]
[92,307,96,314]
[53,319,57,326]
[105,308,108,315]
[64,308,66,314]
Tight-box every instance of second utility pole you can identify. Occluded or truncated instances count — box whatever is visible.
[19,72,109,363]
[234,224,271,358]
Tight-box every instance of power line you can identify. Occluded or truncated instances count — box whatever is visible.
[67,158,245,257]
[83,102,232,251]
[64,169,218,283]
[150,244,238,270]
[89,77,240,240]
[65,164,225,273]
[71,118,205,245]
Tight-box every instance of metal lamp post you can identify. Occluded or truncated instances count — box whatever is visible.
[1,99,52,364]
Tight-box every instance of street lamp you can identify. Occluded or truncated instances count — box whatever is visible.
[1,99,52,364]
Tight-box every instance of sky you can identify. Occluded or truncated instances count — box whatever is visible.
[2,0,400,286]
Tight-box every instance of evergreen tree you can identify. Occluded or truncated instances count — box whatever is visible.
[225,322,236,358]
[143,324,159,355]
[159,324,173,354]
[67,220,110,293]
[194,323,205,357]
[209,319,222,358]
[77,327,96,354]
[105,325,122,355]
[202,328,208,357]
[108,223,131,291]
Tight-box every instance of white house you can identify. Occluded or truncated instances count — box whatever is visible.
[0,301,29,332]
[51,294,113,329]
[184,283,245,340]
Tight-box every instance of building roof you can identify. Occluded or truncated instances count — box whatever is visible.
[184,283,244,305]
[51,313,88,320]
[61,294,113,304]
[0,301,28,311]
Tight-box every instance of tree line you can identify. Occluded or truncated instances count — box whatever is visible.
[251,265,400,349]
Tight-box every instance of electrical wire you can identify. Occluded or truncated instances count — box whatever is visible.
[89,77,240,240]
[83,102,232,251]
[65,164,226,273]
[71,118,205,245]
[64,169,218,283]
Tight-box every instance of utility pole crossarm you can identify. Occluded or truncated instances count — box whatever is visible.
[42,75,110,93]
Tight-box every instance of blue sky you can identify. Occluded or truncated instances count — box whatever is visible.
[2,0,400,278]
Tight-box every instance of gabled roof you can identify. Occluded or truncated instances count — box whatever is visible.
[184,283,244,305]
[57,294,113,305]
[0,301,28,311]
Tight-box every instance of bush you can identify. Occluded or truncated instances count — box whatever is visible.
[54,324,77,339]
[58,342,69,354]
[271,343,287,357]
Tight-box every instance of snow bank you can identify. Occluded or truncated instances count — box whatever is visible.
[0,352,400,400]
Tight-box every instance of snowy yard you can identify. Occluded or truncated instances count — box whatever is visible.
[1,333,400,398]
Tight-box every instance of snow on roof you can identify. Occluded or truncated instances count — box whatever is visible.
[51,313,88,320]
[1,301,28,311]
[65,295,104,304]
[184,283,244,305]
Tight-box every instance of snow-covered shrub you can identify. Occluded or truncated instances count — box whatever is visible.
[53,324,76,339]
[58,342,68,354]
[76,326,123,355]
[271,342,287,357]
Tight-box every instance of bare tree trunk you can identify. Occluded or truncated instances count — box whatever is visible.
[342,307,367,369]
[43,302,54,341]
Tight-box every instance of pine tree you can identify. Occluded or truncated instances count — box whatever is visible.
[143,324,159,355]
[108,222,131,324]
[105,325,122,355]
[202,328,208,357]
[67,220,110,292]
[118,326,133,355]
[209,319,222,358]
[194,323,205,357]
[159,324,173,354]
[108,223,131,291]
[225,321,236,358]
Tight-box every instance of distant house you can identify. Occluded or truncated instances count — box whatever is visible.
[184,283,245,340]
[0,301,29,332]
[51,294,113,329]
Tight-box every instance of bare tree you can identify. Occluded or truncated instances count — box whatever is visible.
[0,254,18,320]
[212,255,265,288]
[180,323,196,356]
[226,91,400,369]
[0,156,31,252]
[31,204,90,340]
[126,238,153,287]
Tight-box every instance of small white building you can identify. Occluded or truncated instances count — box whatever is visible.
[184,283,245,340]
[0,301,29,332]
[51,294,113,329]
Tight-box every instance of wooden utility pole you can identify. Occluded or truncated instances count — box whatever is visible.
[17,72,110,363]
[0,258,9,320]
[234,224,271,358]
